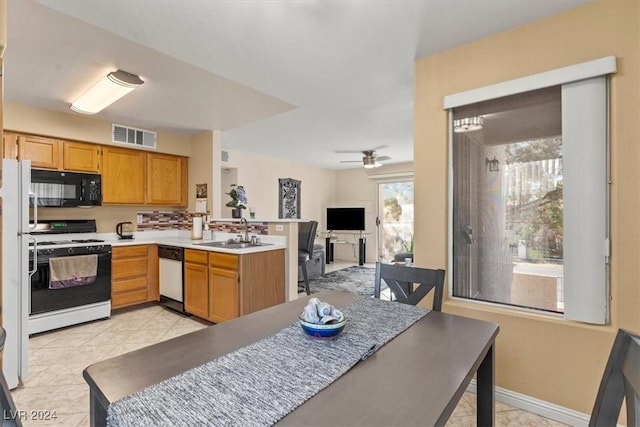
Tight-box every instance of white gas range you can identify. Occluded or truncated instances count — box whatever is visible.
[28,219,112,335]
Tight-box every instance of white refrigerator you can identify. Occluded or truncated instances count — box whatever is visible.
[0,159,36,389]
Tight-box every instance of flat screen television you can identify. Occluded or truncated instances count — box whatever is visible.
[326,207,365,231]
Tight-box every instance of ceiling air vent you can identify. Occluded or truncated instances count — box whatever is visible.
[112,124,157,148]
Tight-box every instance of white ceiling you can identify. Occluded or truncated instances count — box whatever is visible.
[4,0,591,169]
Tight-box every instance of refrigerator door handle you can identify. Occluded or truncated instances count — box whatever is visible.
[28,190,38,230]
[28,238,37,277]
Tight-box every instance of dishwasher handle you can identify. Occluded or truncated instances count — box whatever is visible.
[158,245,184,261]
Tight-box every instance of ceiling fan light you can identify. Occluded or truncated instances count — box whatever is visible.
[453,116,483,133]
[70,69,144,115]
[363,156,377,168]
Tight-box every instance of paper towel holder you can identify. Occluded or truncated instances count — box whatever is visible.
[191,214,204,240]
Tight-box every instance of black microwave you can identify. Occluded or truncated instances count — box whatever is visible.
[31,170,102,207]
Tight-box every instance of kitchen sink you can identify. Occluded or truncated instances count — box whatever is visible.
[195,240,272,249]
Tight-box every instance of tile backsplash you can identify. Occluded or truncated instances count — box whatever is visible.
[137,210,269,235]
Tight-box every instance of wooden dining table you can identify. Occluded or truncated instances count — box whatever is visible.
[84,291,499,426]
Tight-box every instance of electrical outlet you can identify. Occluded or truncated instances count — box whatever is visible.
[136,214,143,224]
[275,224,284,232]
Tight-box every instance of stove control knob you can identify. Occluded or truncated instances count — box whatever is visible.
[68,248,74,254]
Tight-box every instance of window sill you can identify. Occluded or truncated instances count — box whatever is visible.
[443,296,615,333]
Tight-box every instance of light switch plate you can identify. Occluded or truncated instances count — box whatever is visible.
[275,224,284,232]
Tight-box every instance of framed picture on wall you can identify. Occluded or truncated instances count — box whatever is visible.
[278,178,301,219]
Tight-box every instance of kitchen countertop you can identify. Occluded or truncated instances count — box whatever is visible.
[100,231,286,255]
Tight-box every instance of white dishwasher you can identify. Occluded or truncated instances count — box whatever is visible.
[158,245,186,313]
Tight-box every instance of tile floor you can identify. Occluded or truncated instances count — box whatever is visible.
[11,304,209,427]
[10,268,569,427]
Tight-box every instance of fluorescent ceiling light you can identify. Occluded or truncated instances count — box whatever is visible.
[70,70,144,115]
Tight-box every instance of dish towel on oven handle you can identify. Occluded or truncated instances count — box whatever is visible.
[106,297,429,427]
[49,254,98,289]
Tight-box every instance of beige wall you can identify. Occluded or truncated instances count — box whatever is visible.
[4,102,196,232]
[36,206,141,234]
[333,162,413,263]
[4,101,192,156]
[333,167,378,262]
[188,131,215,212]
[223,149,336,222]
[415,0,639,416]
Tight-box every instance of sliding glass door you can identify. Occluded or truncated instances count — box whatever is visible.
[377,180,413,262]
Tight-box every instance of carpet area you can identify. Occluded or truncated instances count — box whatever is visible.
[310,266,384,296]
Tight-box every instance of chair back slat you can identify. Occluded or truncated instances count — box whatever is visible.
[590,329,640,427]
[374,262,445,311]
[298,221,318,255]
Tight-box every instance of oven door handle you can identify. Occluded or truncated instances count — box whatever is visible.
[29,238,38,277]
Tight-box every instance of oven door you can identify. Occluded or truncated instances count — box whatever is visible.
[30,250,112,315]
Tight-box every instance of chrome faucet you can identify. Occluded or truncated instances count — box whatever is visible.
[239,218,249,243]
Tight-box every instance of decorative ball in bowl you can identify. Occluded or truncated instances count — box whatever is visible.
[299,316,347,340]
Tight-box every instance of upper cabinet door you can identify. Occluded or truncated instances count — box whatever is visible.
[18,134,61,169]
[146,153,187,206]
[102,146,146,204]
[2,132,18,160]
[63,141,101,173]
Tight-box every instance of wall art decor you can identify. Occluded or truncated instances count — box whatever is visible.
[278,178,301,219]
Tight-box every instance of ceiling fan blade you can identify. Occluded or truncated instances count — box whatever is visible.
[376,155,391,161]
[334,144,388,154]
[339,160,362,163]
[335,149,366,154]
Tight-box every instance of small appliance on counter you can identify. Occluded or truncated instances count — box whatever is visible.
[116,221,134,239]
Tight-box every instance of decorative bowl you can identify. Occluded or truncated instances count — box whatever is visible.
[299,316,347,340]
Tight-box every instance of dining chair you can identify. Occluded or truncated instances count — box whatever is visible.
[589,329,640,427]
[298,220,319,295]
[374,262,445,310]
[0,327,23,427]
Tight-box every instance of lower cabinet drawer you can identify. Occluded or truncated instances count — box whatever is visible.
[112,277,147,293]
[112,258,148,280]
[112,289,148,308]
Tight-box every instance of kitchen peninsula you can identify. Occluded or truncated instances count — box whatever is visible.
[129,216,309,302]
[106,230,286,322]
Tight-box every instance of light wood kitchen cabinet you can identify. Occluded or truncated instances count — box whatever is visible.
[63,141,101,173]
[207,249,285,324]
[111,245,158,309]
[102,146,146,204]
[18,134,62,169]
[208,253,240,323]
[184,249,209,318]
[2,132,17,160]
[146,153,187,206]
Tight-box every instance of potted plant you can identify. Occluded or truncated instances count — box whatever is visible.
[225,184,248,218]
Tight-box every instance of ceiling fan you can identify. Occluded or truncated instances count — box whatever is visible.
[337,146,391,168]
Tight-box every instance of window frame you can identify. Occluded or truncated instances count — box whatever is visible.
[445,57,615,324]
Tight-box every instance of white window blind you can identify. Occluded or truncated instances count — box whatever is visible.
[562,76,609,324]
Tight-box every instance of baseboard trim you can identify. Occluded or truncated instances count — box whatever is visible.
[466,379,591,427]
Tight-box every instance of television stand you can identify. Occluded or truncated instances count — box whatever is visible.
[324,231,367,266]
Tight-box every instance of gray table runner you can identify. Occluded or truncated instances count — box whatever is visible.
[107,298,429,427]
